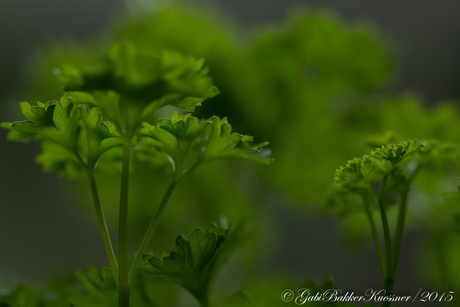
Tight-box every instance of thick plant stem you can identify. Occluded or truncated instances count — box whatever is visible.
[118,140,132,307]
[87,172,119,286]
[129,181,176,285]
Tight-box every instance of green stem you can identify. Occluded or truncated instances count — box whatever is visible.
[87,171,119,286]
[378,175,393,294]
[129,181,177,285]
[391,186,409,283]
[75,153,119,286]
[364,205,386,280]
[118,139,132,307]
[384,168,417,307]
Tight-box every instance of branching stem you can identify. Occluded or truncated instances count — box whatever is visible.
[379,172,414,307]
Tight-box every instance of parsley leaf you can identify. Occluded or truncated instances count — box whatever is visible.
[140,223,238,306]
[201,116,271,164]
[79,105,122,169]
[138,112,272,180]
[1,94,122,177]
[1,95,80,152]
[36,140,83,178]
[326,140,424,215]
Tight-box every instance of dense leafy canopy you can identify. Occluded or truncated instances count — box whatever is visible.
[1,37,231,176]
[55,42,219,133]
[58,43,219,105]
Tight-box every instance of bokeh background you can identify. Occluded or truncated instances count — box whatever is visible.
[1,0,460,305]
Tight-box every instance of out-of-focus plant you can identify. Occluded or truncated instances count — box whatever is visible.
[416,186,460,297]
[325,139,459,306]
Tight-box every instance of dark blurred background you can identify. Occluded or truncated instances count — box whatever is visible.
[0,0,459,296]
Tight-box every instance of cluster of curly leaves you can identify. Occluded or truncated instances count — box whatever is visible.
[1,97,270,181]
[325,139,459,217]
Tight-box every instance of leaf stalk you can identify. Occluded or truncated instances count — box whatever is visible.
[129,180,177,285]
[364,202,387,280]
[377,174,393,290]
[390,185,410,291]
[87,171,119,286]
